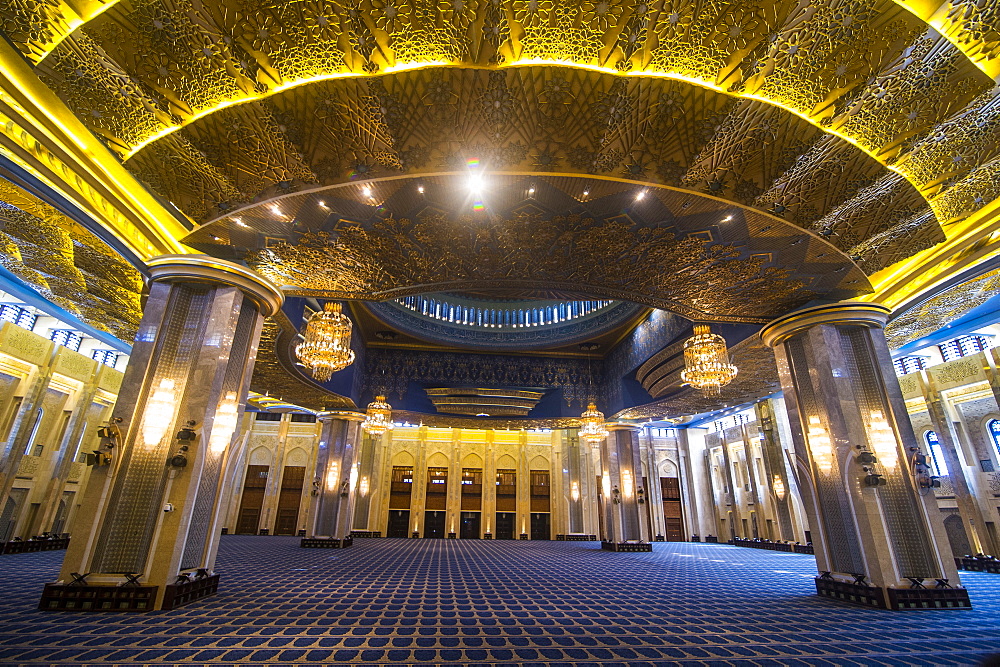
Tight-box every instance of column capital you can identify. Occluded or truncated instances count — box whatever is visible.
[317,410,366,423]
[760,301,890,348]
[605,422,642,432]
[146,254,284,317]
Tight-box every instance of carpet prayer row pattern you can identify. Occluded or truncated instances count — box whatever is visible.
[1,537,999,665]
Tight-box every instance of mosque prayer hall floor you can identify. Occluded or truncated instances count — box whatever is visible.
[1,538,999,666]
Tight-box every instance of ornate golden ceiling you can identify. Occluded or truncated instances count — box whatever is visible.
[884,265,1000,349]
[0,179,143,341]
[1,0,994,287]
[231,175,868,323]
[4,0,1000,423]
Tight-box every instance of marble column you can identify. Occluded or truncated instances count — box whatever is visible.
[917,372,994,555]
[598,424,648,547]
[762,301,968,609]
[754,400,796,541]
[49,255,282,611]
[560,429,586,535]
[308,411,365,542]
[351,432,380,534]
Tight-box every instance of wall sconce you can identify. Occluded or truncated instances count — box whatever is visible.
[340,479,350,497]
[359,475,370,496]
[326,461,340,491]
[772,475,786,501]
[142,378,177,448]
[867,411,898,471]
[349,465,359,492]
[805,416,833,474]
[601,472,612,499]
[621,469,634,499]
[571,481,580,502]
[208,392,239,455]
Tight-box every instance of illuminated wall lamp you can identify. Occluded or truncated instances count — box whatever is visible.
[142,378,177,448]
[208,392,239,455]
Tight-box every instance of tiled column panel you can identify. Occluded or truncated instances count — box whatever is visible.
[52,256,281,611]
[763,301,965,609]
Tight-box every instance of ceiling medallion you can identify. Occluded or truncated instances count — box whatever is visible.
[579,402,609,444]
[294,302,356,382]
[680,325,738,396]
[362,395,393,436]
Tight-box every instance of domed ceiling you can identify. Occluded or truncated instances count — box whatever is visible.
[4,0,1000,424]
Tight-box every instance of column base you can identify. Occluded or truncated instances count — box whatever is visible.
[519,533,529,540]
[556,533,597,541]
[654,535,665,542]
[300,537,353,548]
[38,574,220,612]
[350,531,382,538]
[601,541,652,552]
[483,533,492,539]
[815,577,971,610]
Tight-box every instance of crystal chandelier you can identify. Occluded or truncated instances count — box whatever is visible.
[680,324,738,396]
[362,395,393,435]
[579,402,609,443]
[295,302,356,382]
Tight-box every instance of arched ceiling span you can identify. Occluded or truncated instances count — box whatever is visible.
[192,174,870,323]
[15,0,1000,288]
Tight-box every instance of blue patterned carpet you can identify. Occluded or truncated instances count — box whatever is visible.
[1,537,999,666]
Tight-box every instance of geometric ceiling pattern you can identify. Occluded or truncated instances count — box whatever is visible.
[5,0,1000,424]
[7,0,997,283]
[0,177,143,342]
[884,265,1000,350]
[229,175,870,323]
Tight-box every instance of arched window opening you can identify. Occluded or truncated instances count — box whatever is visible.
[988,419,1000,462]
[924,431,948,477]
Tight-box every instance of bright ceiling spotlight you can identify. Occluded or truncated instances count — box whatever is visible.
[469,172,484,192]
[722,215,733,222]
[417,185,425,194]
[268,204,281,216]
[318,200,328,209]
[528,185,535,195]
[362,185,373,199]
[582,190,589,197]
[635,190,647,201]
[233,217,248,227]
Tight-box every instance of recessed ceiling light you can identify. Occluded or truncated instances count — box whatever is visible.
[211,235,222,241]
[268,204,281,216]
[233,217,248,228]
[528,186,535,195]
[417,185,425,194]
[469,173,483,191]
[635,190,646,201]
[362,185,373,198]
[722,215,733,222]
[318,200,328,208]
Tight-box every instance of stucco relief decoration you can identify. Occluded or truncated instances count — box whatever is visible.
[932,358,981,385]
[0,184,143,342]
[15,0,999,280]
[249,213,816,322]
